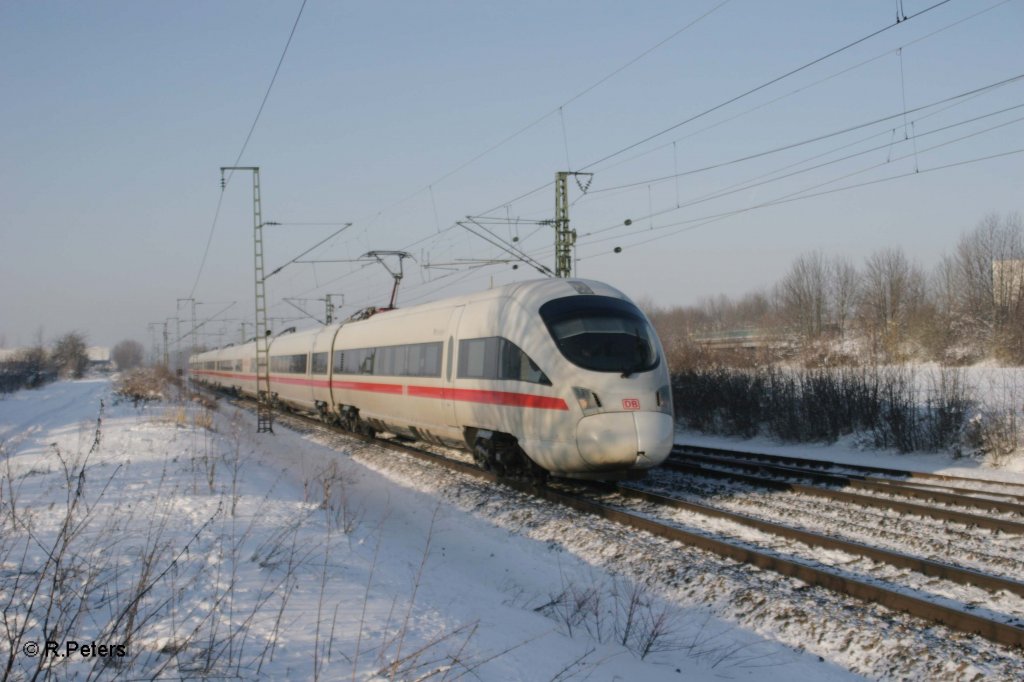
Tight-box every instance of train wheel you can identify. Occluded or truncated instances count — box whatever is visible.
[339,407,359,432]
[472,438,494,472]
[473,433,547,482]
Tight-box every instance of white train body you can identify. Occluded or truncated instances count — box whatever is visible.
[190,279,674,478]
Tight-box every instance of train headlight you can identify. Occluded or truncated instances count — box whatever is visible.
[572,387,602,414]
[655,384,673,414]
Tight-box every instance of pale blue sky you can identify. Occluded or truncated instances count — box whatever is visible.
[2,0,1023,348]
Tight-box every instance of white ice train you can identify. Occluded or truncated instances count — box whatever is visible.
[189,278,674,479]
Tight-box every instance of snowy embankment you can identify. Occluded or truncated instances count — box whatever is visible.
[677,363,1024,480]
[0,379,858,681]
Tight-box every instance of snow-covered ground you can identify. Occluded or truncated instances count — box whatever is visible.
[1,378,1022,680]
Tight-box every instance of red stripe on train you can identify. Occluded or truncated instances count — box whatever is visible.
[330,380,403,395]
[407,385,568,410]
[192,370,566,410]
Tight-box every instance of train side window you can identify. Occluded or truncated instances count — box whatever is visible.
[421,342,442,377]
[359,349,375,375]
[446,337,453,381]
[406,344,423,376]
[458,338,497,379]
[404,342,442,377]
[342,349,363,374]
[499,339,550,385]
[332,350,344,373]
[311,352,328,375]
[458,337,549,384]
[375,346,400,376]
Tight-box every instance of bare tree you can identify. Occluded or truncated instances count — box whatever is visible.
[946,212,1024,358]
[777,251,830,339]
[858,247,926,357]
[112,339,145,370]
[52,332,90,379]
[830,255,859,339]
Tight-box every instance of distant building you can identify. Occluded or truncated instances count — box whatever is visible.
[993,259,1024,309]
[87,346,113,372]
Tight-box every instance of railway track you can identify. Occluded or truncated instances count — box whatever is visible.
[674,444,1024,511]
[667,446,1024,534]
[214,391,1024,650]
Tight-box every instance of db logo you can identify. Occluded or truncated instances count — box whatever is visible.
[622,398,640,410]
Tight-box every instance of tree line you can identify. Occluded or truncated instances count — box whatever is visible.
[0,334,144,393]
[648,212,1024,368]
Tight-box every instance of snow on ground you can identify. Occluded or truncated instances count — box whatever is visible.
[0,379,862,681]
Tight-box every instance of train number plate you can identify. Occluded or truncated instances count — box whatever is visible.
[622,398,640,410]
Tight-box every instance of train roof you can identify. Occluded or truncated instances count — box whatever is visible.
[386,278,627,314]
[189,278,631,361]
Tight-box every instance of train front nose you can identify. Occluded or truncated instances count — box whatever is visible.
[576,411,674,469]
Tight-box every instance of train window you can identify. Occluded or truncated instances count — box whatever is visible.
[311,352,328,375]
[234,360,242,372]
[358,349,375,375]
[271,354,309,374]
[457,337,549,385]
[540,296,659,375]
[446,337,453,381]
[375,345,401,376]
[458,338,495,379]
[402,342,442,377]
[500,340,550,385]
[335,348,369,374]
[332,343,442,377]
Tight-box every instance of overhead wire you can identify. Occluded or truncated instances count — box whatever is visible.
[187,0,309,301]
[583,0,1013,178]
[578,0,956,172]
[577,146,1024,259]
[572,104,1024,252]
[353,0,734,232]
[585,73,1024,198]
[574,126,1024,261]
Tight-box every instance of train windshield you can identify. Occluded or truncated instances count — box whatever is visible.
[539,296,659,375]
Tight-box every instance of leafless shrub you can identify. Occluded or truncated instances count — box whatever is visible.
[0,399,326,680]
[308,460,361,534]
[533,574,684,661]
[113,366,180,405]
[674,365,987,455]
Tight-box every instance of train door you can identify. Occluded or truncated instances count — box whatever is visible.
[443,305,464,428]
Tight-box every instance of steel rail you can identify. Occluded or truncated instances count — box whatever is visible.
[673,450,1024,516]
[612,483,1024,597]
[662,460,1024,534]
[675,444,1024,494]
